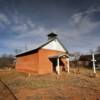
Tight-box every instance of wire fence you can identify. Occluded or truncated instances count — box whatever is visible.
[0,79,17,100]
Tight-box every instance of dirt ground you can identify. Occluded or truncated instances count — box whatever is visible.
[0,68,100,100]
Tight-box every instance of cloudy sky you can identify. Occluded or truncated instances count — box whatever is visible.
[0,0,100,55]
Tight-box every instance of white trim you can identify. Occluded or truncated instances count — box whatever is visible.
[66,58,70,73]
[42,39,66,52]
[56,58,60,75]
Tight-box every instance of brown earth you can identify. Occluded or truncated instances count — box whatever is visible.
[0,68,100,100]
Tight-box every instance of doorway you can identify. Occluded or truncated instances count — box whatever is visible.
[49,57,65,73]
[49,58,57,73]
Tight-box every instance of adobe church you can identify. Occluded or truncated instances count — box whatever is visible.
[16,33,69,75]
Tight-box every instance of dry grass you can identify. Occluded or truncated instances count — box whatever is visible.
[0,67,100,100]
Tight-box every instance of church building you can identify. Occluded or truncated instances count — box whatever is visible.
[16,33,69,75]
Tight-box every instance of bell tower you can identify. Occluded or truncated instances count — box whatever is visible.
[47,32,57,40]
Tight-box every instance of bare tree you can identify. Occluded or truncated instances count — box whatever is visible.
[0,54,15,69]
[14,49,22,55]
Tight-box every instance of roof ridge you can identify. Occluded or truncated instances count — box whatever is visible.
[16,38,68,57]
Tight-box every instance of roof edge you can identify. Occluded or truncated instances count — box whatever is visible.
[16,37,69,57]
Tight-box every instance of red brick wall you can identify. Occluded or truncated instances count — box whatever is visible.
[38,49,65,74]
[16,48,67,74]
[16,52,38,73]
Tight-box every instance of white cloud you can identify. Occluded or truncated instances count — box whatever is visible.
[12,24,29,33]
[56,7,100,53]
[0,12,50,53]
[86,6,100,14]
[67,7,100,37]
[0,13,10,25]
[0,6,100,54]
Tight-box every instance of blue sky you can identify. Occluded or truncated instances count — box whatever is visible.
[0,0,100,55]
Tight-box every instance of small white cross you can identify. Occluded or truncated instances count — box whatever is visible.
[91,53,96,73]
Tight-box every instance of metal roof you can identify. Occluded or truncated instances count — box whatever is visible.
[16,38,68,57]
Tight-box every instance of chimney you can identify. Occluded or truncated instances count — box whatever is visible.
[47,32,57,40]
